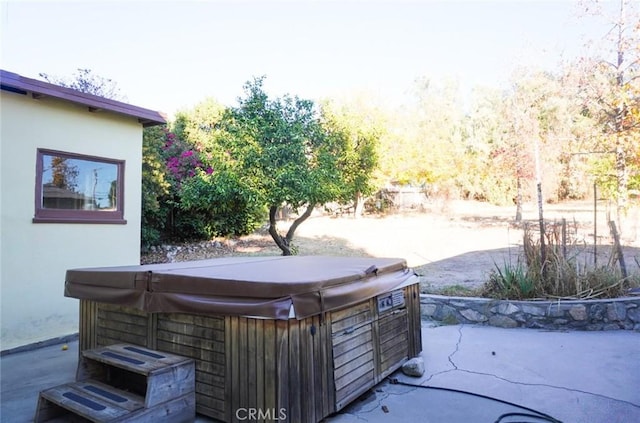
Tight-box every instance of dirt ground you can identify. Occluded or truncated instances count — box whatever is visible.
[142,199,640,292]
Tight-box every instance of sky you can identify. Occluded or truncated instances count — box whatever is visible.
[0,0,617,116]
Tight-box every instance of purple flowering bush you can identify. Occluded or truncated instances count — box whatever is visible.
[161,131,213,184]
[150,127,264,241]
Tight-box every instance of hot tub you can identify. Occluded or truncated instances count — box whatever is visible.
[65,256,422,423]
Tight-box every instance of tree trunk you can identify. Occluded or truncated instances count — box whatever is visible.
[268,203,316,256]
[537,181,547,277]
[613,0,628,233]
[533,122,547,279]
[515,177,523,222]
[354,191,364,218]
[615,142,627,229]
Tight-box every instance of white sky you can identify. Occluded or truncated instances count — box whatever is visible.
[0,0,614,116]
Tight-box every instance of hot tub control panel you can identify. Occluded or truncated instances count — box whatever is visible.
[377,289,405,313]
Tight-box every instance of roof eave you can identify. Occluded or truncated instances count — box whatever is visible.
[0,69,167,127]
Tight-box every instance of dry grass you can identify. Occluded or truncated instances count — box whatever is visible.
[480,223,640,300]
[141,200,640,297]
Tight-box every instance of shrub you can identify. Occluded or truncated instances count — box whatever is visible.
[483,260,536,300]
[178,170,266,238]
[141,127,171,249]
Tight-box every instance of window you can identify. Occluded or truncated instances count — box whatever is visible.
[34,149,126,224]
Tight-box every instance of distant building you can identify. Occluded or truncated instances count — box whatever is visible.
[42,184,95,210]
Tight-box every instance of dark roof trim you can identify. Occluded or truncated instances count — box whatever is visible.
[0,69,166,127]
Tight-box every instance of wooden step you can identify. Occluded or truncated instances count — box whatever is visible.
[77,344,195,408]
[36,379,196,423]
[36,380,144,422]
[80,344,190,376]
[36,344,196,422]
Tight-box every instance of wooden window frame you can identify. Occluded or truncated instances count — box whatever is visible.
[33,148,127,224]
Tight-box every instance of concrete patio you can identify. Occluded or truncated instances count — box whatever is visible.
[2,323,639,422]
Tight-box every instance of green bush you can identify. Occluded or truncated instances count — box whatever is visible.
[178,170,266,238]
[141,127,171,249]
[483,260,536,300]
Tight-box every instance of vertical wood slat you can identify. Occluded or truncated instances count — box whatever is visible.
[407,284,423,357]
[227,316,239,422]
[224,316,233,423]
[370,297,382,382]
[299,318,313,423]
[249,319,266,418]
[246,319,256,411]
[238,317,248,414]
[147,311,157,351]
[309,317,322,421]
[263,320,276,421]
[276,319,289,423]
[321,316,335,418]
[299,318,322,422]
[79,300,97,353]
[288,319,301,423]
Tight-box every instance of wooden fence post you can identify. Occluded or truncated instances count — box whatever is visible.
[608,220,628,278]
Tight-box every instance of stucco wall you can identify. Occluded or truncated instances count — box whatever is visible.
[1,91,143,350]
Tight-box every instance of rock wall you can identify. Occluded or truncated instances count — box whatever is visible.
[420,294,640,330]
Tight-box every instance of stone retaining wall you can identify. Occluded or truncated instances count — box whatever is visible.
[420,294,640,330]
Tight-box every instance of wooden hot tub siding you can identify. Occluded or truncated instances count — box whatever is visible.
[78,283,422,423]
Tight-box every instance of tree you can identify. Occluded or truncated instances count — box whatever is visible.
[553,64,599,202]
[470,66,588,219]
[172,98,226,151]
[505,70,575,219]
[319,97,381,217]
[460,87,509,203]
[576,0,640,225]
[217,77,354,255]
[165,98,265,240]
[407,77,467,194]
[39,68,126,100]
[49,156,79,191]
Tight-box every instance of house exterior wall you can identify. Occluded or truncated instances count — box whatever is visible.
[0,90,143,351]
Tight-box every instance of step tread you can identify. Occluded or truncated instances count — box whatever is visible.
[39,381,144,422]
[82,344,191,376]
[75,380,145,411]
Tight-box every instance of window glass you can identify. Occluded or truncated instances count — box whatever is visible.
[34,149,126,224]
[41,154,119,211]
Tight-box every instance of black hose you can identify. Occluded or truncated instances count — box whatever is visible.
[388,378,563,423]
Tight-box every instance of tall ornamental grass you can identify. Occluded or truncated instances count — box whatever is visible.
[481,223,639,300]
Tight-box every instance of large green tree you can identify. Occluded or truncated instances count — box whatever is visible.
[167,84,380,252]
[217,78,355,255]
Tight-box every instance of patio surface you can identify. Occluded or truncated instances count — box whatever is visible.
[1,323,639,422]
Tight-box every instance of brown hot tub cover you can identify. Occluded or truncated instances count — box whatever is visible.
[65,256,418,320]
